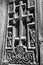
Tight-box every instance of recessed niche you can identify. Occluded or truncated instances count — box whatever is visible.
[8,2,13,11]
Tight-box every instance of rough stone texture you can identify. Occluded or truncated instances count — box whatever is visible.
[0,0,7,65]
[39,0,43,65]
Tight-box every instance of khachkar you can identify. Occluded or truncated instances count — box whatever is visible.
[2,0,39,65]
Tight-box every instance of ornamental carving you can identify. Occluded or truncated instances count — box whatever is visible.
[6,46,34,64]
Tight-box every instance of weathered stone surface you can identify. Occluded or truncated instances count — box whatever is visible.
[0,0,7,64]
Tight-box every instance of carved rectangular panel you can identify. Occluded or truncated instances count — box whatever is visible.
[2,0,39,65]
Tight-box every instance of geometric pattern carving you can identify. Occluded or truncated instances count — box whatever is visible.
[6,46,35,64]
[2,0,39,65]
